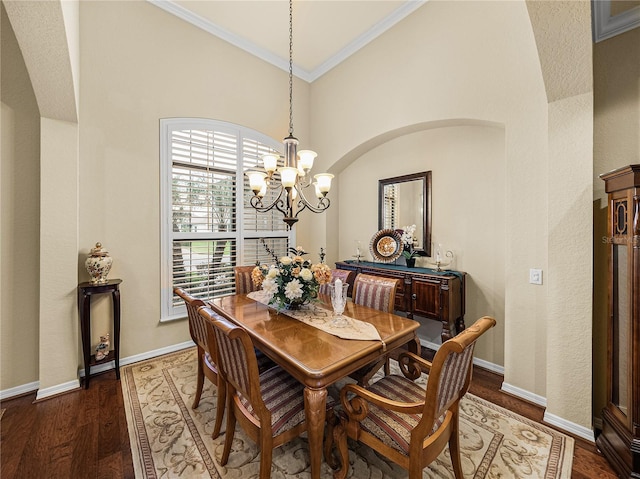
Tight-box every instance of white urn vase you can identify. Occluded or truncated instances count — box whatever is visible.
[85,242,113,284]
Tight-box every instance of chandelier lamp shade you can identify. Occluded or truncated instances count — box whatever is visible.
[245,0,333,229]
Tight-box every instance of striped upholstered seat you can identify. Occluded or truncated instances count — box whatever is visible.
[328,316,496,479]
[199,306,335,479]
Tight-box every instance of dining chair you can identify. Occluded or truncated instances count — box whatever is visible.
[174,287,226,439]
[198,306,336,479]
[348,273,400,386]
[318,269,356,296]
[234,265,258,294]
[327,316,497,479]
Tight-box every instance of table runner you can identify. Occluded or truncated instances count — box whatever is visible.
[246,290,382,342]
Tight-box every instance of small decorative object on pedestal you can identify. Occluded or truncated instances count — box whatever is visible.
[95,333,110,361]
[85,242,113,284]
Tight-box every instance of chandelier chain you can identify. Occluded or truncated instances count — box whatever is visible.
[288,0,294,137]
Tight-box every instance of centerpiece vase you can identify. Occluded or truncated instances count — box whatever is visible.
[405,257,416,268]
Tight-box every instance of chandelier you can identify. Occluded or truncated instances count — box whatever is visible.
[246,0,333,229]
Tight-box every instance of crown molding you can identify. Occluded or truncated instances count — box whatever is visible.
[592,0,640,42]
[147,0,427,83]
[307,0,427,82]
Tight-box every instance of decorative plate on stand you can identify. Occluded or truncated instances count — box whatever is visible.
[369,229,402,263]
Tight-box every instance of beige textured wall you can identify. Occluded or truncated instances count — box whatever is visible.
[78,0,309,359]
[338,125,506,363]
[0,0,600,435]
[593,25,640,420]
[311,0,548,381]
[0,4,41,391]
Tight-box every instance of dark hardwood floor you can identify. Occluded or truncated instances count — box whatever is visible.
[0,359,618,478]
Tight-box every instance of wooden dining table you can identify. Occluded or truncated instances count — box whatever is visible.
[208,293,420,479]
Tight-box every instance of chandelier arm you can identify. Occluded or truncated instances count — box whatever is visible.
[249,188,288,214]
[293,186,331,217]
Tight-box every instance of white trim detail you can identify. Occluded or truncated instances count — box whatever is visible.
[0,342,195,401]
[544,411,596,443]
[420,338,505,375]
[0,381,39,401]
[147,0,427,83]
[473,356,504,375]
[592,0,640,42]
[35,379,81,401]
[77,340,196,379]
[309,1,427,81]
[501,381,548,408]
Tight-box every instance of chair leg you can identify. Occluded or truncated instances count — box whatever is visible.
[449,407,464,479]
[384,356,390,376]
[192,350,205,409]
[324,411,339,470]
[258,434,273,479]
[332,423,349,479]
[220,393,236,466]
[212,378,226,439]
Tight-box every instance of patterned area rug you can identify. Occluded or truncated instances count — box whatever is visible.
[121,348,574,478]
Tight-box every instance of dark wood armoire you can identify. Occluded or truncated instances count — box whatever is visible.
[597,164,640,478]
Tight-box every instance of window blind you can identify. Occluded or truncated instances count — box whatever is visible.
[161,119,294,319]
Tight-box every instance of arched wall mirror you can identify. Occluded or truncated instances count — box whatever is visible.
[378,171,432,256]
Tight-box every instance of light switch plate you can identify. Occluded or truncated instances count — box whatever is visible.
[529,268,543,285]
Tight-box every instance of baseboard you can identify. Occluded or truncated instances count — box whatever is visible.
[0,381,40,401]
[1,341,196,401]
[78,340,195,378]
[501,381,548,407]
[35,379,81,401]
[420,339,505,375]
[544,411,596,443]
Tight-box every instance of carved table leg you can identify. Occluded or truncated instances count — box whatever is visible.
[304,386,328,479]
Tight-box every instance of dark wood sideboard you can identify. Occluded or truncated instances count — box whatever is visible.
[335,261,466,342]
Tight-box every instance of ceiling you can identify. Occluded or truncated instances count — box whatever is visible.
[148,0,427,82]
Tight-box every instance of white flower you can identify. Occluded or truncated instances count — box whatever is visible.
[299,268,313,281]
[280,256,293,266]
[267,266,278,279]
[262,278,278,297]
[284,278,303,300]
[401,224,416,247]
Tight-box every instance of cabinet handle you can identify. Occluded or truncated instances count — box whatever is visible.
[412,293,417,300]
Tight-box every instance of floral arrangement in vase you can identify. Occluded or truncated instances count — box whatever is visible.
[252,246,331,309]
[398,224,418,267]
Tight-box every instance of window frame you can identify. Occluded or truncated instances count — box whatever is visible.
[160,118,294,321]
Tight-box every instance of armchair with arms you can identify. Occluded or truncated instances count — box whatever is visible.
[327,315,497,479]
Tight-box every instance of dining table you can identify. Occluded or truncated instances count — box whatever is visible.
[208,292,420,479]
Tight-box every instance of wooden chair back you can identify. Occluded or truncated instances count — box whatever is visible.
[173,287,225,438]
[199,305,326,479]
[234,265,258,294]
[352,273,400,314]
[318,269,356,296]
[174,287,210,354]
[330,315,497,479]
